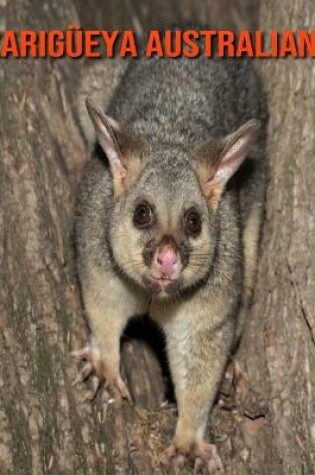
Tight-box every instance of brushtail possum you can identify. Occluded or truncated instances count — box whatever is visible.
[74,43,267,473]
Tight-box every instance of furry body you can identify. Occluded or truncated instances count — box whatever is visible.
[75,49,267,471]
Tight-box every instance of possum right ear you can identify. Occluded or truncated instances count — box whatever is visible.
[194,119,261,209]
[86,97,144,197]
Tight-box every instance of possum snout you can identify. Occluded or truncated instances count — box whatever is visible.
[153,245,181,279]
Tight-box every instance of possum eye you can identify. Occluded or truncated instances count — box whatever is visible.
[133,202,154,229]
[184,208,202,237]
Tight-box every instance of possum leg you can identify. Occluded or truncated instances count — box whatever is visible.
[73,271,146,403]
[158,302,232,474]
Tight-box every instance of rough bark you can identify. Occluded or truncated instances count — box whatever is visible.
[236,1,315,473]
[0,1,165,473]
[217,2,315,472]
[1,0,314,474]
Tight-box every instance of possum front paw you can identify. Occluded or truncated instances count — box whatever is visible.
[71,345,131,402]
[161,441,224,475]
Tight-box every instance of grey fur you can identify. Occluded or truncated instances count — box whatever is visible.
[75,46,267,471]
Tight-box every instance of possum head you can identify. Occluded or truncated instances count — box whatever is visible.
[87,97,260,298]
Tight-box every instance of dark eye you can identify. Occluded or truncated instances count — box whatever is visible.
[133,202,154,229]
[184,209,202,236]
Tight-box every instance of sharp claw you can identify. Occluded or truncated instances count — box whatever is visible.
[81,362,93,379]
[116,376,132,402]
[72,376,82,387]
[72,362,93,386]
[199,444,225,475]
[161,444,176,466]
[71,346,91,361]
[100,387,112,405]
[194,457,203,474]
[89,376,101,400]
[174,454,185,474]
[207,458,225,475]
[92,375,99,390]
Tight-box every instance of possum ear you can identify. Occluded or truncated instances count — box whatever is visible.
[86,97,127,182]
[196,119,261,209]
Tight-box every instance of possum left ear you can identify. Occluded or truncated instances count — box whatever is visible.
[86,97,147,197]
[86,97,127,181]
[196,119,261,208]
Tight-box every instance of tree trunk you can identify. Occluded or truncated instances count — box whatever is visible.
[1,1,314,474]
[235,1,315,473]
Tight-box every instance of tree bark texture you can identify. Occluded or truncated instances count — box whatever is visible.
[0,0,314,474]
[238,1,315,473]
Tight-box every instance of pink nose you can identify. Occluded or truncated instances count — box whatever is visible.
[155,246,179,277]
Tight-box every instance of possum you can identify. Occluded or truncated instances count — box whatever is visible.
[74,41,267,473]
